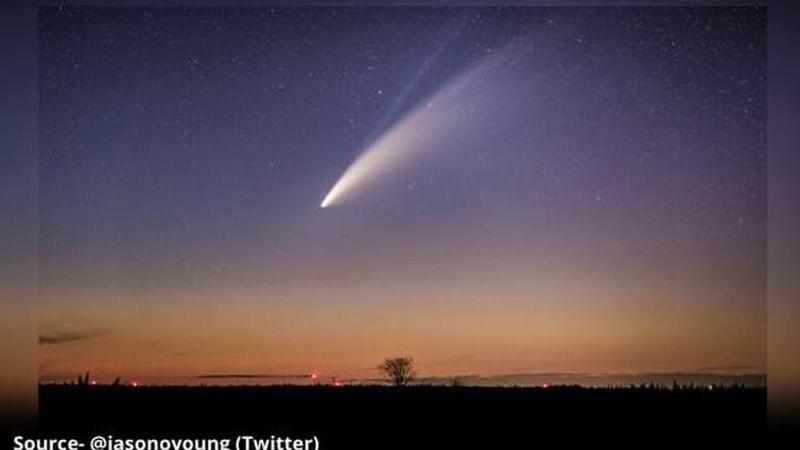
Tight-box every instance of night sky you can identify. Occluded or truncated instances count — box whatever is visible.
[38,7,766,384]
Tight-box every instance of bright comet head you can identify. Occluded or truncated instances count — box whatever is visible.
[320,180,346,208]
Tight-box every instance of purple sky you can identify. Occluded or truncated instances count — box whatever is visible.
[37,7,765,383]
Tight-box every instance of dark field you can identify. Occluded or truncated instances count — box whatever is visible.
[33,384,766,447]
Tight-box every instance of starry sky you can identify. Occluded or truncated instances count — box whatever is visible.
[38,6,766,384]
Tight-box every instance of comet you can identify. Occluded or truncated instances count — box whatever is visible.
[320,42,523,209]
[319,92,460,209]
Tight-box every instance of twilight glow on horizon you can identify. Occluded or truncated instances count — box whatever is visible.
[39,7,765,384]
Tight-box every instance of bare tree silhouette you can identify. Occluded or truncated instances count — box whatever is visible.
[378,356,415,387]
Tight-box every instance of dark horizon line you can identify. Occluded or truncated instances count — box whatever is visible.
[194,371,768,382]
[39,370,767,384]
[197,374,310,379]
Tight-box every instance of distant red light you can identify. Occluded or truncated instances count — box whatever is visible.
[542,383,549,389]
[131,381,139,388]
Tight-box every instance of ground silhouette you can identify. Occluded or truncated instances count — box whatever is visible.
[35,384,765,447]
